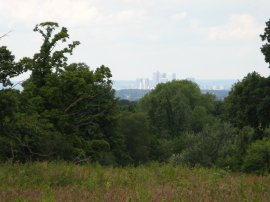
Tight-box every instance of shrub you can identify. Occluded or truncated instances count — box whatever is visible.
[242,138,270,174]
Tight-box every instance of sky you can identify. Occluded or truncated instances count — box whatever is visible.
[0,0,269,80]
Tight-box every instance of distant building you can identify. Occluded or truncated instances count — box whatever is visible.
[172,73,176,80]
[145,78,150,89]
[136,78,143,89]
[136,78,150,89]
[152,71,176,86]
[160,73,168,83]
[113,78,236,91]
[153,71,160,85]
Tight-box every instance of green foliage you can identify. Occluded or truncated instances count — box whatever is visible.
[261,19,270,67]
[88,140,116,165]
[2,19,270,174]
[138,80,216,137]
[0,22,118,164]
[25,22,80,86]
[0,89,19,122]
[221,71,270,172]
[149,138,175,162]
[224,72,270,130]
[116,112,152,164]
[242,138,270,173]
[134,80,219,163]
[170,122,240,168]
[0,46,24,87]
[118,99,137,112]
[0,89,21,162]
[191,105,212,132]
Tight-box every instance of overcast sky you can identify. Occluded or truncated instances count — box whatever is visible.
[0,0,269,80]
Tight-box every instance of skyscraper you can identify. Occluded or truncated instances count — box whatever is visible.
[160,73,168,83]
[153,71,160,85]
[172,73,176,80]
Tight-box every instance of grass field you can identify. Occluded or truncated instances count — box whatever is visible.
[0,162,269,202]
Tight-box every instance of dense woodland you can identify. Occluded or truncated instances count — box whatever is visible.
[1,20,270,174]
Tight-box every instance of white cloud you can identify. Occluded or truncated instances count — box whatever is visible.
[170,12,187,21]
[95,10,146,26]
[115,10,146,24]
[114,0,156,6]
[196,15,264,39]
[0,0,148,28]
[0,0,99,24]
[1,0,270,80]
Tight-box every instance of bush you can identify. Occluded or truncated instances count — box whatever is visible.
[170,122,240,168]
[242,138,270,174]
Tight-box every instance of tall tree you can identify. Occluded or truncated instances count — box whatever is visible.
[138,80,215,137]
[224,72,270,131]
[22,22,80,87]
[18,22,118,163]
[116,111,151,164]
[261,19,270,68]
[0,46,23,87]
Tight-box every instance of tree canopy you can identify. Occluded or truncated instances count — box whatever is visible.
[0,22,118,163]
[261,19,270,68]
[224,72,270,130]
[138,80,216,137]
[0,46,24,87]
[1,19,270,173]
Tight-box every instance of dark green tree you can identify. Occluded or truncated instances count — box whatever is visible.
[23,22,80,86]
[21,22,118,163]
[138,80,215,137]
[224,72,270,131]
[169,122,243,169]
[261,19,270,67]
[0,22,119,163]
[0,46,23,87]
[242,138,270,173]
[116,111,151,164]
[0,45,26,162]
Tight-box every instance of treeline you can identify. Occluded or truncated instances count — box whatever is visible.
[116,89,229,101]
[1,21,270,174]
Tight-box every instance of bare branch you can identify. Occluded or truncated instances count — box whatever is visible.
[11,80,26,89]
[64,95,96,112]
[9,143,15,163]
[72,155,90,164]
[0,31,12,40]
[12,134,52,157]
[76,110,107,127]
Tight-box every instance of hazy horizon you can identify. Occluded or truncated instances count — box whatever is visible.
[1,0,270,80]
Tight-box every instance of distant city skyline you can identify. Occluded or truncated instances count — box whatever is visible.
[113,70,237,90]
[135,71,177,89]
[1,0,270,81]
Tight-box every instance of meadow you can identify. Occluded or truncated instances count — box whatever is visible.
[0,162,269,202]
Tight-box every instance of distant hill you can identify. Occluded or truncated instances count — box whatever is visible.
[201,90,229,100]
[115,89,151,101]
[116,89,229,101]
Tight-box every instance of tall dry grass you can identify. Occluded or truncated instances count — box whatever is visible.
[0,162,269,201]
